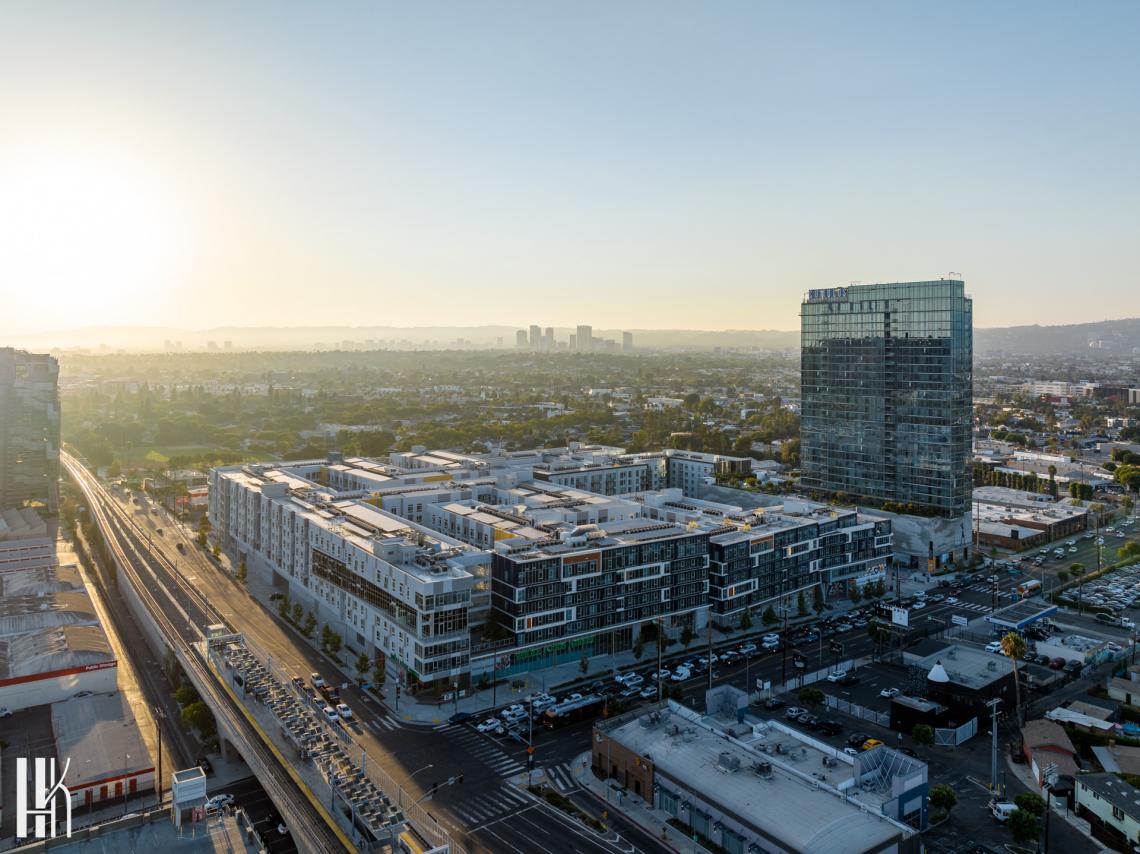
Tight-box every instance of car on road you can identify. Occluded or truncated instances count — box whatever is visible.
[762,697,786,711]
[911,601,926,610]
[880,687,900,699]
[1049,657,1066,669]
[477,718,504,734]
[946,597,958,604]
[785,706,807,719]
[639,686,658,699]
[620,685,641,698]
[898,747,918,758]
[310,673,325,689]
[817,720,842,736]
[826,670,849,683]
[671,667,691,682]
[861,738,884,751]
[843,747,860,756]
[322,706,340,723]
[1063,659,1083,674]
[984,641,1004,654]
[739,643,758,656]
[205,794,234,813]
[847,732,872,748]
[762,633,780,645]
[653,669,671,681]
[335,703,353,720]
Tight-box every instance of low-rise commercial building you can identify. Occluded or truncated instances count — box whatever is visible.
[593,702,921,853]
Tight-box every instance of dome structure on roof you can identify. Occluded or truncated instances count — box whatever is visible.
[928,660,950,683]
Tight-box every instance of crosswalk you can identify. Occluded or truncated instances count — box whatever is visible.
[365,714,400,732]
[952,601,995,613]
[544,762,579,793]
[446,783,534,828]
[438,723,527,778]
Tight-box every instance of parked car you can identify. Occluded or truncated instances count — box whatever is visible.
[826,670,849,683]
[477,718,504,734]
[984,641,1004,654]
[671,667,691,682]
[840,673,860,686]
[880,687,900,699]
[620,685,641,698]
[1063,659,1083,674]
[739,643,758,656]
[861,738,884,751]
[1049,657,1066,669]
[785,707,807,719]
[762,697,786,711]
[205,794,234,813]
[639,686,658,699]
[847,732,872,748]
[817,720,842,736]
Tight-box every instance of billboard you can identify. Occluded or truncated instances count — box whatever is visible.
[951,614,968,627]
[891,607,910,628]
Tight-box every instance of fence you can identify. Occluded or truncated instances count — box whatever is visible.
[823,695,890,728]
[935,717,978,746]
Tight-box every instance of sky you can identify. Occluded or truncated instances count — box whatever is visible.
[1,1,1139,336]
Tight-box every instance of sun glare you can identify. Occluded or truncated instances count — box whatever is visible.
[0,148,185,326]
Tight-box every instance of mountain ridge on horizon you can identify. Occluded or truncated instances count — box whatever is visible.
[5,318,1140,356]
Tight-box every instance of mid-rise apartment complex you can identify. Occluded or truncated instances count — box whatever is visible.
[0,348,60,511]
[210,445,890,696]
[800,279,973,517]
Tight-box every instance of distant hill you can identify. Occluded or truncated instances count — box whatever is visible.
[5,319,1138,356]
[975,318,1140,356]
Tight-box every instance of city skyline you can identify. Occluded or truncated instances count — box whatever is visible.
[3,3,1140,337]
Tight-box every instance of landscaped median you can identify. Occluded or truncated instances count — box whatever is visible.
[527,784,608,832]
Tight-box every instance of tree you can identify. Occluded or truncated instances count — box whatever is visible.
[848,585,863,605]
[328,631,342,657]
[277,595,290,619]
[321,623,333,652]
[302,612,316,638]
[1001,631,1027,725]
[579,652,589,675]
[372,659,386,687]
[680,625,695,647]
[1123,495,1135,514]
[212,543,221,558]
[761,606,778,627]
[1118,541,1140,562]
[235,556,247,585]
[175,685,199,706]
[632,640,645,661]
[291,601,303,625]
[739,610,753,631]
[797,590,808,617]
[911,724,934,747]
[1057,569,1069,584]
[355,652,371,682]
[1007,809,1041,844]
[182,701,216,739]
[1014,792,1045,818]
[928,783,957,814]
[798,686,825,708]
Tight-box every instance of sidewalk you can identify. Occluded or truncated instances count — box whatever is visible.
[566,750,683,852]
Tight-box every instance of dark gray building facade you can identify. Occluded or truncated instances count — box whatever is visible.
[0,348,60,511]
[800,280,973,517]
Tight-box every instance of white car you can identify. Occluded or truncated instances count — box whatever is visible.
[985,641,1004,654]
[762,633,780,645]
[670,668,691,682]
[739,643,758,655]
[653,669,671,681]
[477,718,505,734]
[205,794,234,813]
[335,703,353,719]
[880,687,900,699]
[310,672,325,689]
[826,670,849,683]
[911,601,926,610]
[639,686,658,699]
[946,597,958,604]
[322,706,339,723]
[0,707,11,718]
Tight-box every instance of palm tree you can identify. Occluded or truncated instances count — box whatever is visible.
[1001,631,1027,726]
[1071,562,1085,614]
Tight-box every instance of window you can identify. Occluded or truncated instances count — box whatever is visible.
[1113,804,1125,821]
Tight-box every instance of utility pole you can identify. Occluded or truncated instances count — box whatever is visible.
[987,698,1002,796]
[706,619,714,695]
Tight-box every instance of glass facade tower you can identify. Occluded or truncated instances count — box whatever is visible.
[800,279,973,516]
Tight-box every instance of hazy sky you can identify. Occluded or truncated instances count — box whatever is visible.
[2,2,1139,335]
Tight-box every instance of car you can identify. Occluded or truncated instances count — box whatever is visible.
[928,594,944,603]
[847,732,872,748]
[817,720,842,736]
[1095,612,1119,625]
[205,794,234,813]
[501,703,526,717]
[620,685,641,698]
[861,738,884,751]
[310,673,325,689]
[565,692,584,703]
[739,643,758,656]
[946,597,959,604]
[532,697,555,712]
[911,601,926,610]
[620,673,645,688]
[840,673,860,686]
[322,706,340,723]
[671,668,691,682]
[785,707,807,719]
[762,697,786,711]
[1034,654,1052,666]
[897,747,918,758]
[640,686,658,699]
[1063,660,1083,674]
[653,669,671,681]
[196,756,212,774]
[843,747,860,756]
[336,703,353,719]
[879,687,900,699]
[826,670,849,683]
[477,718,504,734]
[984,641,1004,654]
[762,633,780,644]
[1049,657,1066,669]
